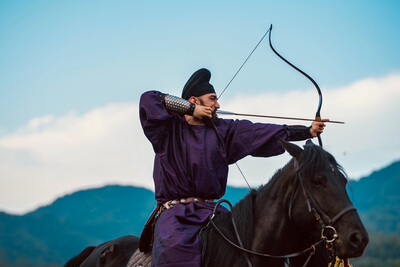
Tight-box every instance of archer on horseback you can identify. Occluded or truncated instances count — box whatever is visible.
[138,67,328,267]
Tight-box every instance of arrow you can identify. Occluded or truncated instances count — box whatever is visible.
[216,110,344,124]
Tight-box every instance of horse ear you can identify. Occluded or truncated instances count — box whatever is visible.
[305,139,314,146]
[279,139,303,158]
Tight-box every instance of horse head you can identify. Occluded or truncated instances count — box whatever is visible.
[280,139,369,260]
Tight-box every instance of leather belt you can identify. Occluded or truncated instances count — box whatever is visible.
[163,197,214,210]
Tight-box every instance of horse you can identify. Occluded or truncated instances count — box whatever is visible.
[126,140,369,267]
[65,235,139,267]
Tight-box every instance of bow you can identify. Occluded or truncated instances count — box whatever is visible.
[218,25,326,147]
[268,24,324,147]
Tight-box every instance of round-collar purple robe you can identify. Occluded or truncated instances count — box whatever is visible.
[139,90,291,266]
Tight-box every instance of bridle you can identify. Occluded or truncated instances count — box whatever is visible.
[294,159,356,253]
[296,163,356,231]
[207,158,356,267]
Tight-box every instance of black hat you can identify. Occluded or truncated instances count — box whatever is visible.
[181,68,216,100]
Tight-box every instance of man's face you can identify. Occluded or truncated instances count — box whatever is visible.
[196,93,220,111]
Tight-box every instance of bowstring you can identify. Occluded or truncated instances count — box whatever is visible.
[212,26,272,191]
[217,27,271,100]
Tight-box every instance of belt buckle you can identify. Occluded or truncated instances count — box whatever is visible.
[163,201,172,210]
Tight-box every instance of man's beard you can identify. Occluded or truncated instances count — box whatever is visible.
[204,112,220,127]
[198,99,220,127]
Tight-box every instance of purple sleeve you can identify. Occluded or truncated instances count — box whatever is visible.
[139,90,172,153]
[220,119,290,163]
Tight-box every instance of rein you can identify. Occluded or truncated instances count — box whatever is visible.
[208,200,325,267]
[207,161,356,267]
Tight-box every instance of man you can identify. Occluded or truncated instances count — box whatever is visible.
[139,68,327,267]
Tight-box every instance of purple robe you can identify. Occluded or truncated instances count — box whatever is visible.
[139,90,292,266]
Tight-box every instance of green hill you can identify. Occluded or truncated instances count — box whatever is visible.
[348,161,400,235]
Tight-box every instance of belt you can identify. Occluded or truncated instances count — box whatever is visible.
[163,197,214,210]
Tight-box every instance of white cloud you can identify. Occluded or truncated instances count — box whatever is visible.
[0,103,155,214]
[223,73,400,182]
[1,74,399,214]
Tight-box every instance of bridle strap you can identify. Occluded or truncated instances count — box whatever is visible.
[298,171,356,227]
[330,206,356,225]
[208,200,327,259]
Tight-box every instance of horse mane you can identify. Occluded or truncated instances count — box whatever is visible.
[297,142,348,181]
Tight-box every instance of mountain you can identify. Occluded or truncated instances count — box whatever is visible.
[0,161,399,267]
[0,186,156,267]
[348,161,400,235]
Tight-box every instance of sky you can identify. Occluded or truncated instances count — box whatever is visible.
[0,1,399,215]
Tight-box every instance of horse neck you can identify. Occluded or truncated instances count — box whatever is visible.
[249,164,299,256]
[202,163,300,267]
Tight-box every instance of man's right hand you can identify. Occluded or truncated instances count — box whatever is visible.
[193,105,213,120]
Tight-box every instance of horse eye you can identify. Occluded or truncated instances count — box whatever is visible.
[311,176,325,186]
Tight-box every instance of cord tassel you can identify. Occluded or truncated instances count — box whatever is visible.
[328,257,353,267]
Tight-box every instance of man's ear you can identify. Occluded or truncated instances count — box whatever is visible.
[188,96,198,104]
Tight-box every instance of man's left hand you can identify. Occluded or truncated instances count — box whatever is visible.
[310,119,329,137]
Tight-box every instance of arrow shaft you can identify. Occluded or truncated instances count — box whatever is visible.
[217,110,344,124]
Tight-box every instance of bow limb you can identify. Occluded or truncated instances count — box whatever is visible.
[268,24,323,147]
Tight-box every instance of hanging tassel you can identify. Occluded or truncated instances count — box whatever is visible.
[328,257,353,267]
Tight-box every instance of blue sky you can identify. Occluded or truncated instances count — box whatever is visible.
[1,1,399,214]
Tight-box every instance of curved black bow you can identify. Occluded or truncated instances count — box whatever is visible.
[218,25,324,147]
[268,24,323,148]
